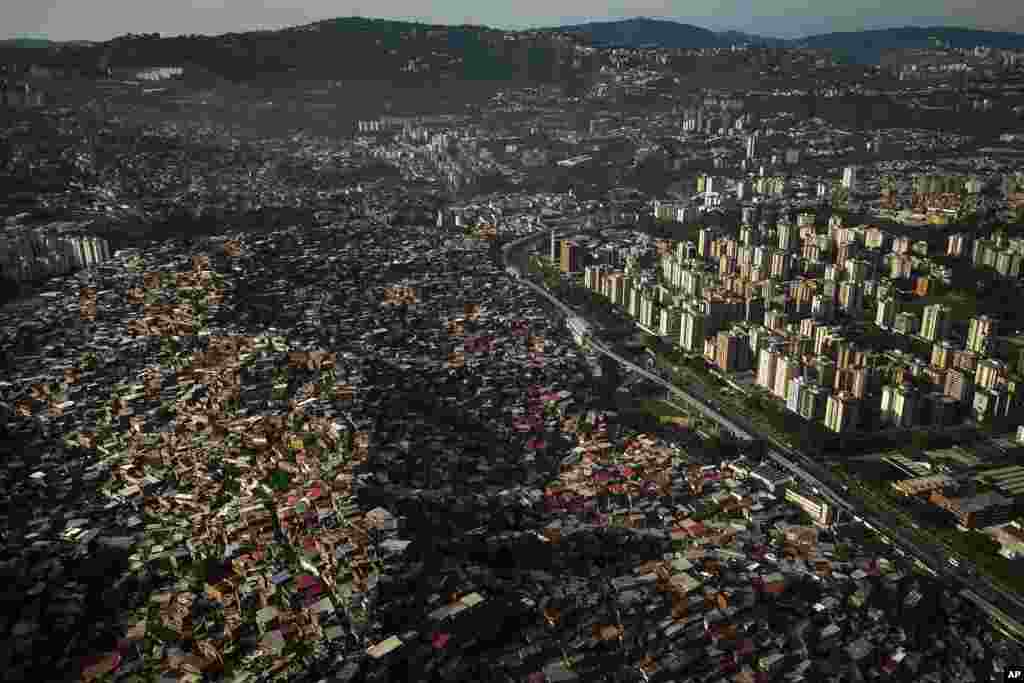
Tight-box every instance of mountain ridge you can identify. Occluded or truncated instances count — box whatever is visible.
[536,18,1024,62]
[5,16,1024,79]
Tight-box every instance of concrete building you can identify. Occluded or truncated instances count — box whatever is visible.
[921,304,951,342]
[893,312,920,337]
[560,240,582,274]
[842,165,858,192]
[967,315,997,354]
[881,384,918,427]
[931,340,956,370]
[679,305,706,353]
[787,376,806,414]
[774,355,800,400]
[825,391,860,433]
[875,297,898,330]
[928,491,1015,529]
[784,489,835,526]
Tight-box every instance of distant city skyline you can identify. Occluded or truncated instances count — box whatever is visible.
[2,1,1023,42]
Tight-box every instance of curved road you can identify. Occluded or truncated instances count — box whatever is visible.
[502,227,1024,641]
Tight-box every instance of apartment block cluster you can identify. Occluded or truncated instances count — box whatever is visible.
[948,228,1024,279]
[579,208,1024,434]
[1,221,111,284]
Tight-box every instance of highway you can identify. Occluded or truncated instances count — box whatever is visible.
[501,228,1024,642]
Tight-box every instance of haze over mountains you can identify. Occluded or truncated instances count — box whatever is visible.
[4,15,1024,78]
[547,18,1024,63]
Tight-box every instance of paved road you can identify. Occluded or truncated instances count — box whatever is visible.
[501,229,1024,641]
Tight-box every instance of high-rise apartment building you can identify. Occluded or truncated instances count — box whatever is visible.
[679,306,706,353]
[825,391,860,433]
[816,356,837,389]
[893,312,920,336]
[889,254,913,280]
[976,358,1007,391]
[921,304,951,342]
[881,384,918,427]
[777,223,799,252]
[865,227,888,250]
[746,132,759,160]
[845,258,871,282]
[875,297,898,330]
[967,315,997,353]
[801,383,829,421]
[715,330,743,373]
[769,249,791,280]
[774,356,800,400]
[842,165,858,192]
[787,376,806,414]
[838,281,864,315]
[639,295,659,330]
[946,232,968,257]
[560,240,581,274]
[660,306,684,341]
[931,341,956,370]
[757,347,779,390]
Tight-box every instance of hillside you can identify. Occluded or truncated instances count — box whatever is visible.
[551,17,724,48]
[6,17,1024,82]
[793,26,1024,64]
[2,17,593,87]
[543,19,1024,63]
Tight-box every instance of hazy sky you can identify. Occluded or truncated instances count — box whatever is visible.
[3,0,1021,42]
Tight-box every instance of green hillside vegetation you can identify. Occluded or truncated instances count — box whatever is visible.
[0,17,589,87]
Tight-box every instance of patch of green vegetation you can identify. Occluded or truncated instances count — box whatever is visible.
[638,398,687,421]
[266,468,292,492]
